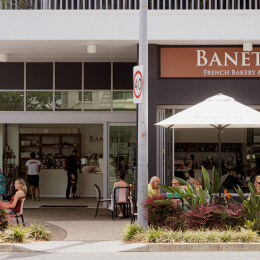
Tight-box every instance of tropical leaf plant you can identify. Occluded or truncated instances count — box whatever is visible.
[234,181,260,230]
[156,166,229,208]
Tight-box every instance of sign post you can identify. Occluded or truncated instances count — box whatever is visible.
[133,65,143,104]
[136,0,148,228]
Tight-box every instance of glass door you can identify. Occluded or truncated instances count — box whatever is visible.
[108,124,137,196]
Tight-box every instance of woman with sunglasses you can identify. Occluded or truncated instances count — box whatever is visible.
[6,178,27,216]
[254,176,260,191]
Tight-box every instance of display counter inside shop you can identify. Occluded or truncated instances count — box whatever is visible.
[38,169,103,197]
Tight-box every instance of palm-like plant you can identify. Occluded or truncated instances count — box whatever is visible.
[235,182,260,230]
[156,166,229,208]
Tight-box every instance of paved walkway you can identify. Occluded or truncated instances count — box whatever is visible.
[23,208,129,241]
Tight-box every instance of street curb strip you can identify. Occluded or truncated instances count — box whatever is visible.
[1,243,260,252]
[0,244,44,253]
[121,243,260,252]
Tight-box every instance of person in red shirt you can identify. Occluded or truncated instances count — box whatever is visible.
[70,174,77,199]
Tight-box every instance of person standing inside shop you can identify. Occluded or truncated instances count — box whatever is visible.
[234,151,246,179]
[26,152,44,201]
[66,149,81,199]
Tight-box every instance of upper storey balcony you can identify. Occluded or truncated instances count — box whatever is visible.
[0,0,259,10]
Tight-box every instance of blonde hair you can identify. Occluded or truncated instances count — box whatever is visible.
[15,178,27,194]
[194,178,202,186]
[230,170,237,177]
[254,176,260,188]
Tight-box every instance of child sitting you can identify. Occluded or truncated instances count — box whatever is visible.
[70,173,77,199]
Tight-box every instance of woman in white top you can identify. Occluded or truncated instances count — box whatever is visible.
[26,152,44,201]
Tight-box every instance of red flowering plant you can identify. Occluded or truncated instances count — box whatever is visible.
[184,200,245,230]
[0,201,11,230]
[141,194,185,230]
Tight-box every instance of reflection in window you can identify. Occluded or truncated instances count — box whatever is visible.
[55,91,82,111]
[84,91,111,111]
[26,91,53,111]
[113,91,136,111]
[0,91,24,111]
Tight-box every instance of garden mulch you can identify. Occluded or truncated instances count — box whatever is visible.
[22,208,129,241]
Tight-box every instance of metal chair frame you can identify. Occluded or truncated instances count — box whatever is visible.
[128,195,137,224]
[94,184,112,218]
[14,196,26,226]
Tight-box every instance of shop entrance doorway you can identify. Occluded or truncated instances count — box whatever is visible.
[156,107,174,186]
[108,124,137,198]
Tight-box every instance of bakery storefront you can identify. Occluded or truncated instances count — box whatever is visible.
[147,45,260,186]
[0,62,137,207]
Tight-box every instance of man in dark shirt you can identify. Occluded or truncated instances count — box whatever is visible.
[66,149,81,199]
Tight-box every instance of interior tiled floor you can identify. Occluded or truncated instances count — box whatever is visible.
[24,196,104,208]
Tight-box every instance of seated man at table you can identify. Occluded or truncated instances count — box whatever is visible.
[148,176,160,197]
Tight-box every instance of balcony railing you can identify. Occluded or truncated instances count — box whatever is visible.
[0,0,259,10]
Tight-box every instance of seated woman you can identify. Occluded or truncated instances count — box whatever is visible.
[165,178,187,210]
[113,170,129,218]
[226,170,242,191]
[165,178,182,199]
[194,178,202,194]
[248,175,260,200]
[6,178,27,216]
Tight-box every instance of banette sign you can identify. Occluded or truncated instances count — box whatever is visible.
[160,47,260,78]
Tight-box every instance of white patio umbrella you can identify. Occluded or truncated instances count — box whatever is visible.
[155,93,260,181]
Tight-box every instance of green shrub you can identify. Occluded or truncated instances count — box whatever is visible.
[1,225,29,243]
[122,224,260,243]
[29,223,53,241]
[0,223,53,243]
[122,223,144,241]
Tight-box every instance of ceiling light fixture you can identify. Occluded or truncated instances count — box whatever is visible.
[243,42,253,52]
[87,45,96,54]
[0,54,8,62]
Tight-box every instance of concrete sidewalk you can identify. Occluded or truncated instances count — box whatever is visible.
[2,241,260,253]
[23,208,129,241]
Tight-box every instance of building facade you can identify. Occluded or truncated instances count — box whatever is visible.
[0,4,260,204]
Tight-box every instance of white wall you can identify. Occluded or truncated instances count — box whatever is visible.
[0,113,136,124]
[0,10,260,43]
[7,124,19,166]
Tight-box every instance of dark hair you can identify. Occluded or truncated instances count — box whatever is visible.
[72,149,78,153]
[119,170,126,180]
[30,152,36,159]
[188,169,195,178]
[236,151,243,159]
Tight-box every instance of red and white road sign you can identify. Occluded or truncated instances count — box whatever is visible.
[133,65,143,104]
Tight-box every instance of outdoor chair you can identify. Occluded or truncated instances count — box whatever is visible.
[128,195,137,224]
[2,182,13,202]
[94,184,112,218]
[14,196,26,226]
[113,186,130,221]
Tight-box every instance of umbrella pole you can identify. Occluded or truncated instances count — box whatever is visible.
[218,127,222,197]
